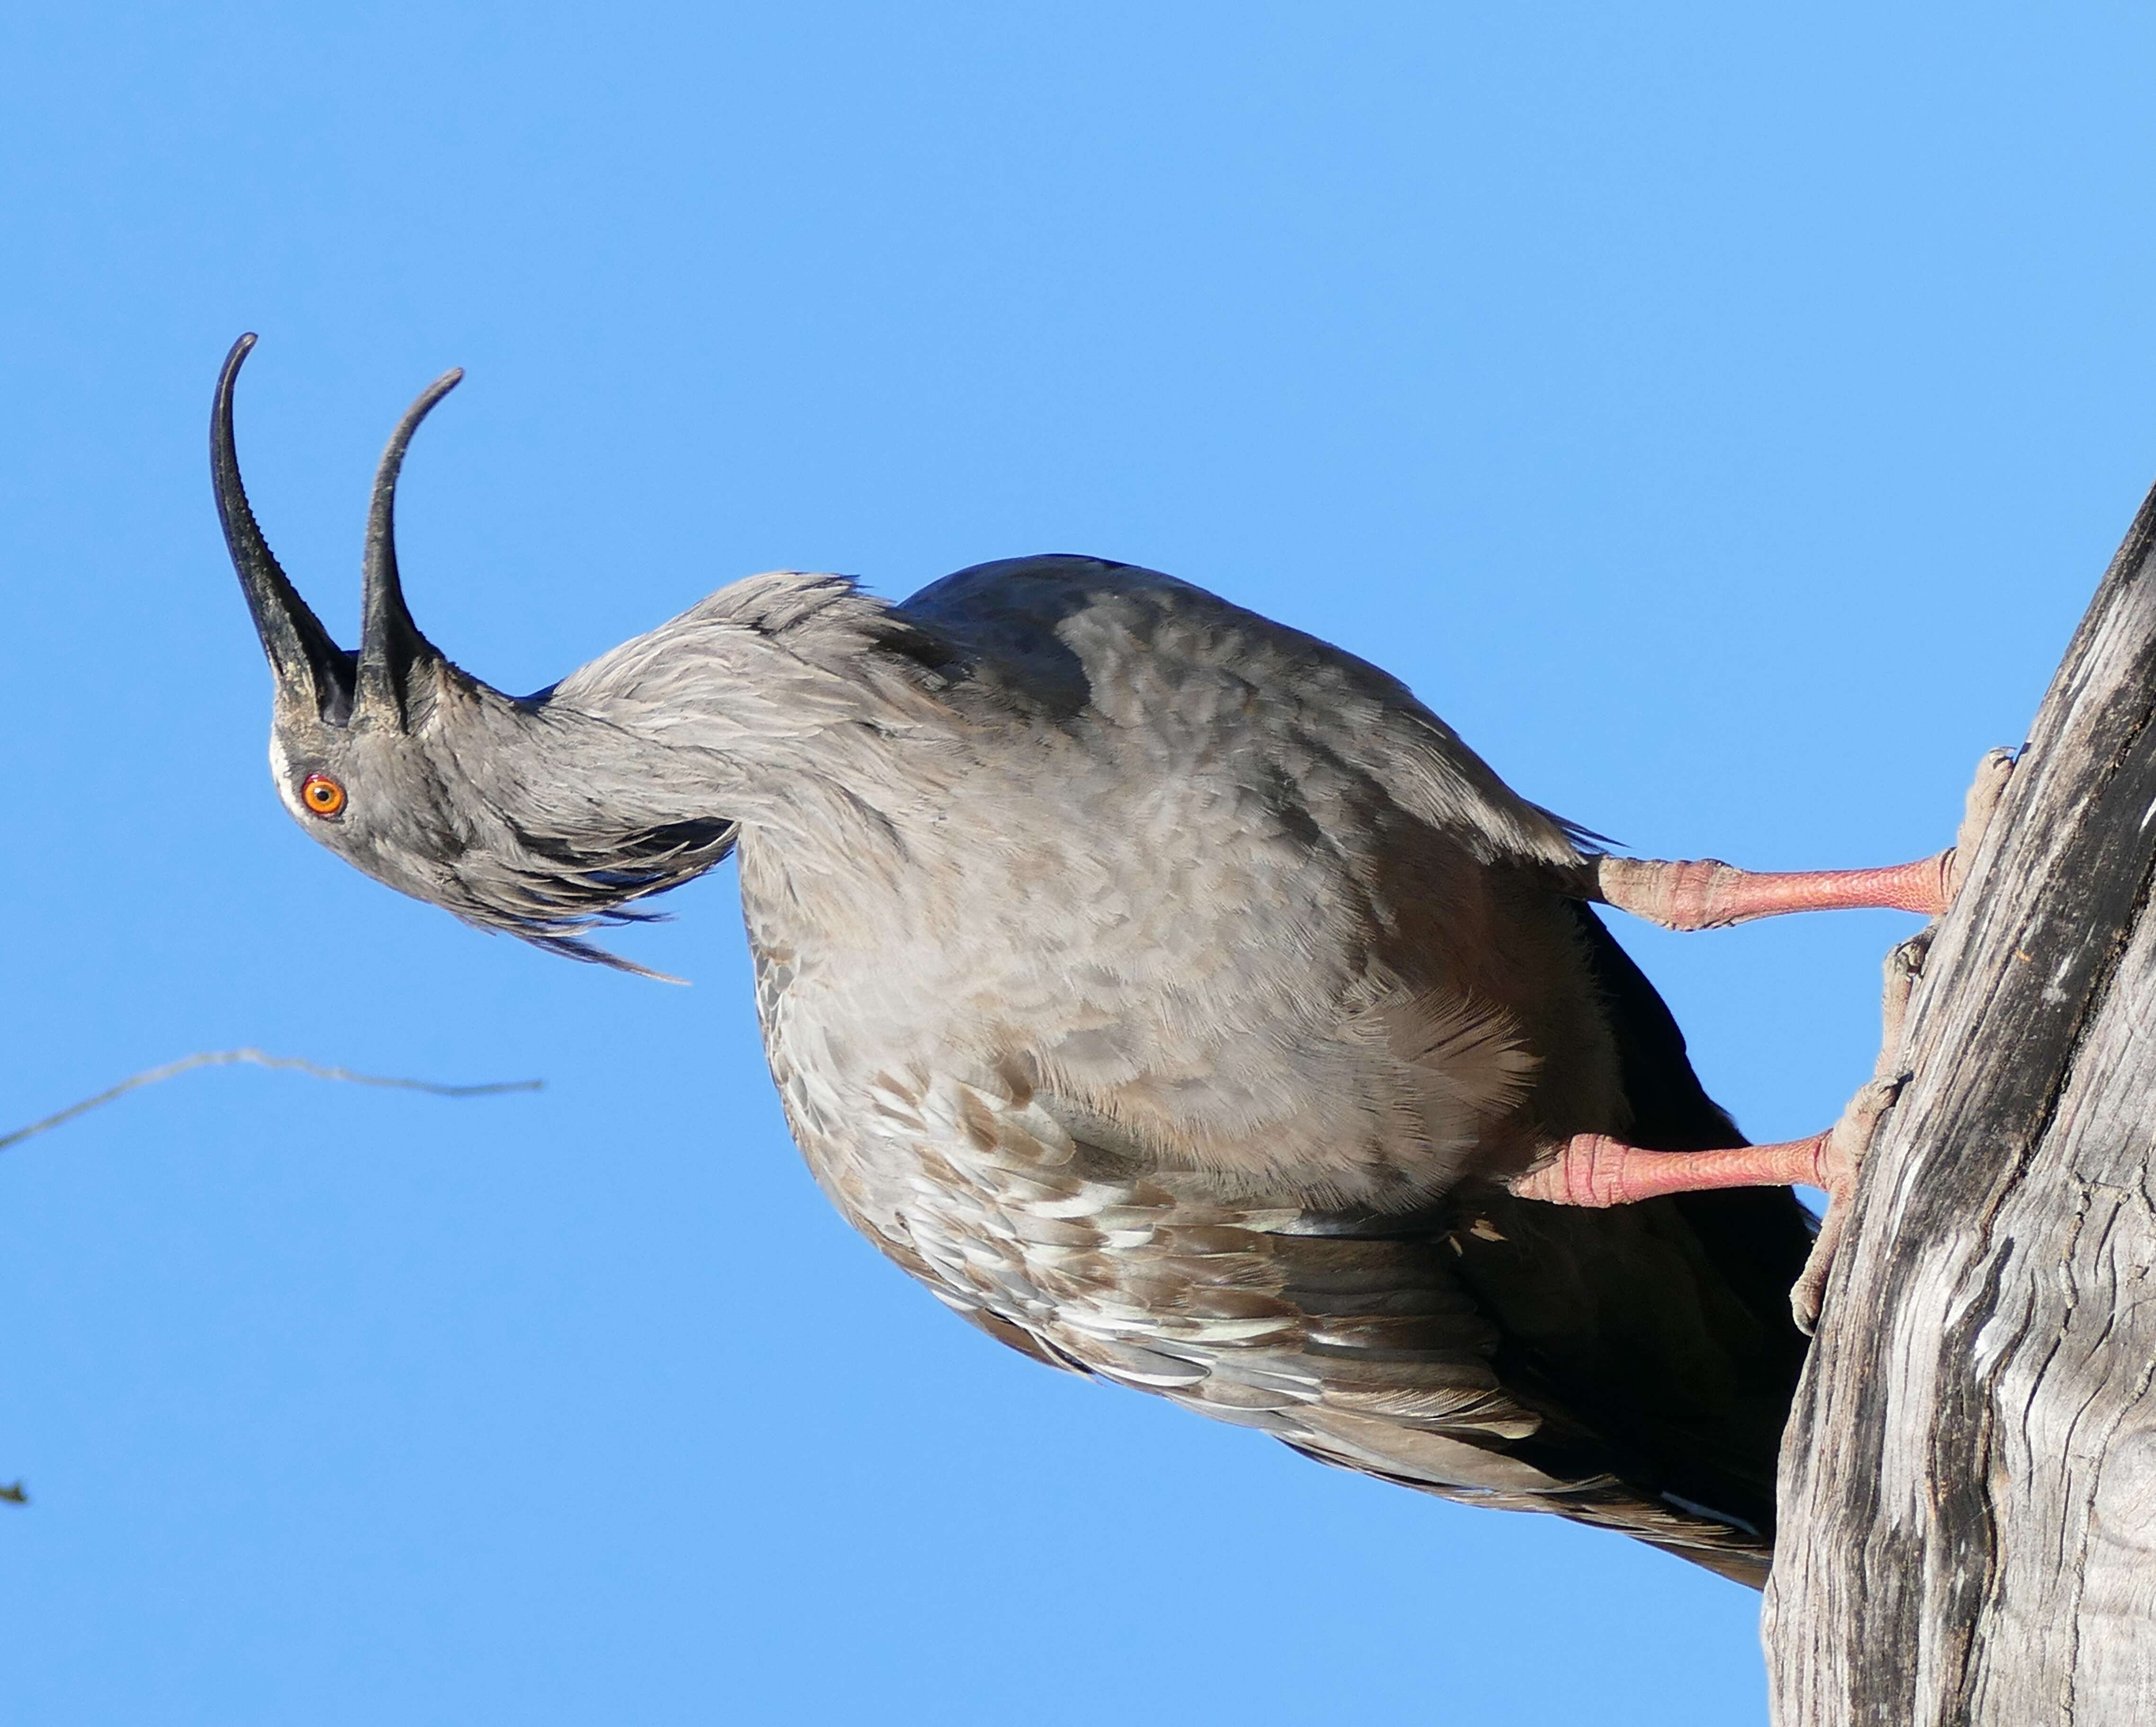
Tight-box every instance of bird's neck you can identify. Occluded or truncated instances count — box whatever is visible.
[535,570,966,861]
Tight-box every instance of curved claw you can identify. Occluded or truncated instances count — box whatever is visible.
[1943,747,2016,905]
[1789,1074,1905,1333]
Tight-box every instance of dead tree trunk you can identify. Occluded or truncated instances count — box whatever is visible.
[1764,479,2156,1723]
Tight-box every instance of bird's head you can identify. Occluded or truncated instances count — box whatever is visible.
[212,335,737,970]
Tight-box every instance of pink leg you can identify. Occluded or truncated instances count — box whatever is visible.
[1596,853,1953,932]
[1512,1076,1903,1333]
[1546,755,2017,1329]
[1509,1132,1830,1208]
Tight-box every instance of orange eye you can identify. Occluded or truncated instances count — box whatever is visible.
[301,773,347,818]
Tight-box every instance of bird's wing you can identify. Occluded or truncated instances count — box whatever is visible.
[813,1063,1778,1585]
[1484,901,1815,1504]
[899,554,1594,875]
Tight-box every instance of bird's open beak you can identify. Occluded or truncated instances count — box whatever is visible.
[212,333,356,724]
[213,335,464,730]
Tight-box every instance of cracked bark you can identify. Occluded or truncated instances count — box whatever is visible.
[1764,479,2156,1724]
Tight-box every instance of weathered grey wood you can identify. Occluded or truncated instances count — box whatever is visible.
[1765,479,2156,1725]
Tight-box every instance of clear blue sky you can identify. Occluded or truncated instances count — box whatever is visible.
[2,4,2148,1722]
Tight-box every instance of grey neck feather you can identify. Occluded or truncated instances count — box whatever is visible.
[397,571,966,963]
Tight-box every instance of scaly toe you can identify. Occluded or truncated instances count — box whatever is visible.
[1874,935,1932,1080]
[1791,1201,1848,1334]
[1790,1075,1905,1331]
[1944,748,2015,903]
[1820,1073,1905,1187]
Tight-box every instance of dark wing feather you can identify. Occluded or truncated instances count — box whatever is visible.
[1567,900,1820,1356]
[1418,903,1813,1574]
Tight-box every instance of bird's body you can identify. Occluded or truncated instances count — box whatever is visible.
[215,340,1815,1585]
[580,557,1811,1583]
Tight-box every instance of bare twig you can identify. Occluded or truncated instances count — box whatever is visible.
[0,1049,543,1153]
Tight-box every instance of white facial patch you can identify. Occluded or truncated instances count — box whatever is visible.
[267,732,308,823]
